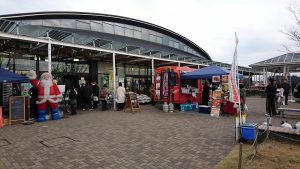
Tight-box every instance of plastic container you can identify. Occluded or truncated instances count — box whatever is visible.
[169,103,174,112]
[163,102,169,112]
[180,104,192,112]
[190,104,197,110]
[241,123,258,140]
[296,122,300,134]
[198,105,211,114]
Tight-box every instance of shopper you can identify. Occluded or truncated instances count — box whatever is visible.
[239,84,246,112]
[80,83,93,110]
[282,79,290,105]
[202,80,211,105]
[69,86,78,115]
[100,84,109,111]
[29,86,38,119]
[91,81,100,108]
[265,78,277,116]
[78,83,85,109]
[116,82,126,111]
[276,83,284,105]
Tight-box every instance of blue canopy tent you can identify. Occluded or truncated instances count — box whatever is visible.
[181,65,243,80]
[0,68,29,83]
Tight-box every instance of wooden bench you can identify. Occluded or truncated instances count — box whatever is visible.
[277,108,300,118]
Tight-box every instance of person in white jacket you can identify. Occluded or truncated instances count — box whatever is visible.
[116,82,126,111]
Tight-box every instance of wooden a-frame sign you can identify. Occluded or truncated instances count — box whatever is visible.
[124,92,140,113]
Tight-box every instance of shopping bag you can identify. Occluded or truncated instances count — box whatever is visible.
[93,96,99,101]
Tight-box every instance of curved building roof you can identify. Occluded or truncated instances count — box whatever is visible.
[0,11,211,60]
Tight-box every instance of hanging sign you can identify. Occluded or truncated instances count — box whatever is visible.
[212,76,220,83]
[161,71,169,99]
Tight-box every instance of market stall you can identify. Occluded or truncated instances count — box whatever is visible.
[0,68,29,126]
[181,66,243,116]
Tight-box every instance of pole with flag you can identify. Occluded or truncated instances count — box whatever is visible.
[228,32,242,141]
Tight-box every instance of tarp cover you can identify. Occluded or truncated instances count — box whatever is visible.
[181,65,243,80]
[0,68,29,83]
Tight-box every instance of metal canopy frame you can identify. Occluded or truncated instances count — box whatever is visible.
[0,18,253,73]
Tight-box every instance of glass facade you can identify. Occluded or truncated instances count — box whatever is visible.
[20,19,202,58]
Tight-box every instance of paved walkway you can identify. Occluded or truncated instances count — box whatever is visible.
[0,97,299,169]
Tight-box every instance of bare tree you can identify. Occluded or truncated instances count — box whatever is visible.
[281,2,300,51]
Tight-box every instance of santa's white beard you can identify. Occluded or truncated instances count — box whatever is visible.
[41,79,53,87]
[40,79,53,95]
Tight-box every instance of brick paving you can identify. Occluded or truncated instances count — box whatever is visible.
[0,96,299,169]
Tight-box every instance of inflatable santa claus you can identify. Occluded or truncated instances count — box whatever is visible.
[26,70,62,122]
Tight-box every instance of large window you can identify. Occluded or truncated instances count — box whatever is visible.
[76,20,90,30]
[125,28,133,37]
[173,42,179,49]
[149,34,156,42]
[91,21,103,32]
[103,22,114,34]
[133,30,142,39]
[115,25,124,36]
[157,36,163,44]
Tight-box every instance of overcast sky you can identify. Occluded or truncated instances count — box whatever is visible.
[0,0,298,67]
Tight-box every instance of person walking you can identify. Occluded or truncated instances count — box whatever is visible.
[91,81,100,108]
[282,79,290,105]
[265,78,277,116]
[116,82,126,111]
[202,80,211,105]
[68,86,78,115]
[100,84,109,111]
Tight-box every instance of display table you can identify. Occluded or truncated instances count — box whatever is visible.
[222,100,237,115]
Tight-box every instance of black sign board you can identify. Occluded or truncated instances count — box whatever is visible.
[9,96,25,124]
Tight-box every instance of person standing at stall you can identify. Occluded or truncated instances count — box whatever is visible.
[68,86,78,115]
[202,80,211,105]
[282,79,290,105]
[239,84,246,112]
[265,78,277,116]
[100,84,109,111]
[91,81,100,109]
[29,86,38,119]
[116,82,126,111]
[80,83,93,110]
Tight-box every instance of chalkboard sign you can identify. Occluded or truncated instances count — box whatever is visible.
[124,92,140,113]
[9,96,26,124]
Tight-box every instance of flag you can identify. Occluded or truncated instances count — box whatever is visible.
[228,33,240,103]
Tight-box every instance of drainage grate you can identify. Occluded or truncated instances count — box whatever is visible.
[0,139,10,147]
[40,136,76,148]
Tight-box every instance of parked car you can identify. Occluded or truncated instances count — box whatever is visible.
[294,82,300,102]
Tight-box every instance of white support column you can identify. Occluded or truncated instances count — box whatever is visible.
[113,52,116,110]
[198,65,200,69]
[16,24,19,35]
[48,37,51,73]
[152,58,154,84]
[283,65,287,75]
[248,71,251,88]
[263,67,267,85]
[178,62,180,67]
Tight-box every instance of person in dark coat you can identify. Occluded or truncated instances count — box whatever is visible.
[282,79,290,105]
[265,78,277,116]
[29,86,38,119]
[202,81,211,105]
[80,83,93,110]
[91,81,100,109]
[68,86,78,115]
